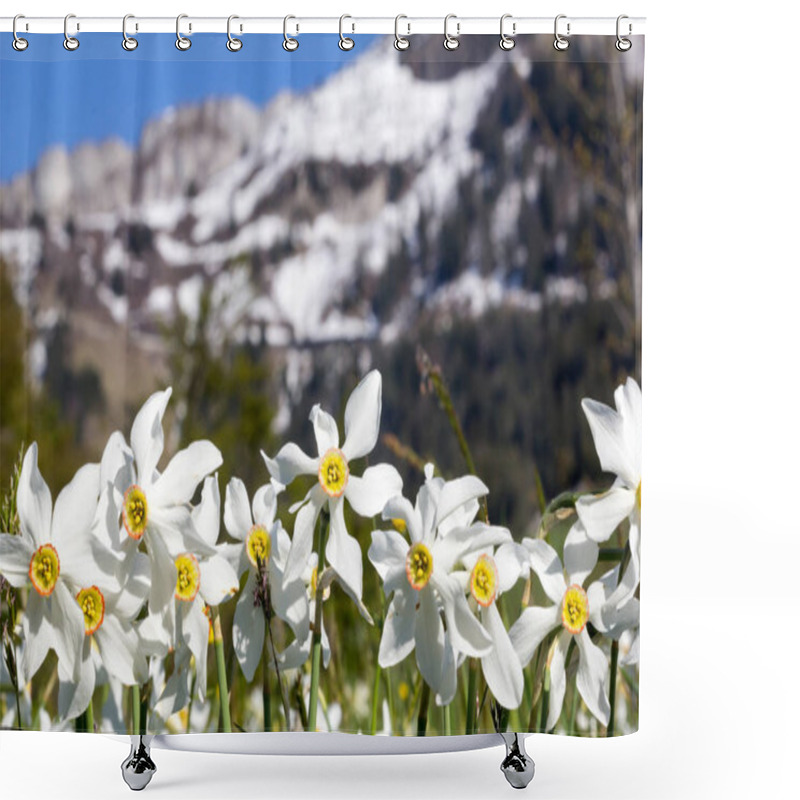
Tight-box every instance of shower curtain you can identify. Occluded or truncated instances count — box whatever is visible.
[0,30,643,739]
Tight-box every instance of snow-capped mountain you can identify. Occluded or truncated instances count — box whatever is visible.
[0,35,642,527]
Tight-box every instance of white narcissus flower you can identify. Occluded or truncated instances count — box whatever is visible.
[510,522,617,730]
[454,542,529,710]
[576,377,641,608]
[368,469,511,705]
[0,444,114,685]
[263,370,402,602]
[222,477,309,682]
[114,388,223,616]
[139,475,239,707]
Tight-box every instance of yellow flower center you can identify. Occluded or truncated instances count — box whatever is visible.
[246,525,271,569]
[76,586,105,635]
[174,553,200,602]
[318,448,349,498]
[470,554,498,607]
[309,566,331,601]
[405,542,433,590]
[636,480,641,512]
[123,484,148,540]
[28,544,60,597]
[561,584,590,634]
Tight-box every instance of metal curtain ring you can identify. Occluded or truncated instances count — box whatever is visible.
[339,14,355,51]
[394,14,410,51]
[176,14,191,50]
[122,14,138,51]
[64,13,79,51]
[12,14,29,51]
[553,14,570,51]
[227,15,243,51]
[443,14,460,51]
[283,15,299,51]
[499,14,515,51]
[616,14,632,51]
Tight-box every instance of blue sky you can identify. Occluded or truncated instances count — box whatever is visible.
[0,33,376,182]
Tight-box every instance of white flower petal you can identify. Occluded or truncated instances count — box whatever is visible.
[378,594,416,668]
[112,551,150,620]
[325,498,363,601]
[149,440,222,507]
[192,475,220,547]
[581,394,638,489]
[563,522,599,586]
[51,580,87,680]
[0,533,35,587]
[435,523,512,575]
[233,574,265,683]
[130,388,172,485]
[431,572,492,657]
[262,443,318,487]
[341,370,381,461]
[96,615,145,685]
[434,475,488,531]
[270,559,309,641]
[508,604,560,667]
[100,431,134,496]
[576,486,636,544]
[148,504,216,558]
[252,482,279,531]
[345,464,403,519]
[58,640,95,721]
[481,603,524,710]
[199,554,239,607]
[51,463,99,553]
[277,634,312,672]
[283,493,322,587]
[137,609,171,657]
[615,378,642,482]
[523,539,568,604]
[310,404,340,455]
[493,542,528,596]
[145,529,178,616]
[368,528,409,597]
[435,634,458,707]
[576,629,610,726]
[17,443,52,547]
[21,593,50,682]
[620,629,640,666]
[382,496,423,544]
[546,631,571,731]
[224,478,253,541]
[414,586,445,694]
[182,600,210,701]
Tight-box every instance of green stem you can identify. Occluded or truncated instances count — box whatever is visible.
[263,632,272,732]
[443,703,452,736]
[139,686,147,736]
[607,639,619,737]
[465,657,478,735]
[132,684,140,736]
[186,670,197,733]
[211,607,231,733]
[85,694,94,733]
[417,682,431,736]
[539,664,551,733]
[420,350,488,523]
[370,661,382,735]
[307,514,328,732]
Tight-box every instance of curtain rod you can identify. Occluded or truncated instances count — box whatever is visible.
[1,16,645,37]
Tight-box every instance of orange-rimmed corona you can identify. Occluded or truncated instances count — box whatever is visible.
[122,484,148,540]
[28,544,60,597]
[318,448,349,498]
[405,542,433,591]
[76,586,105,635]
[561,584,590,635]
[469,554,498,607]
[174,553,201,602]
